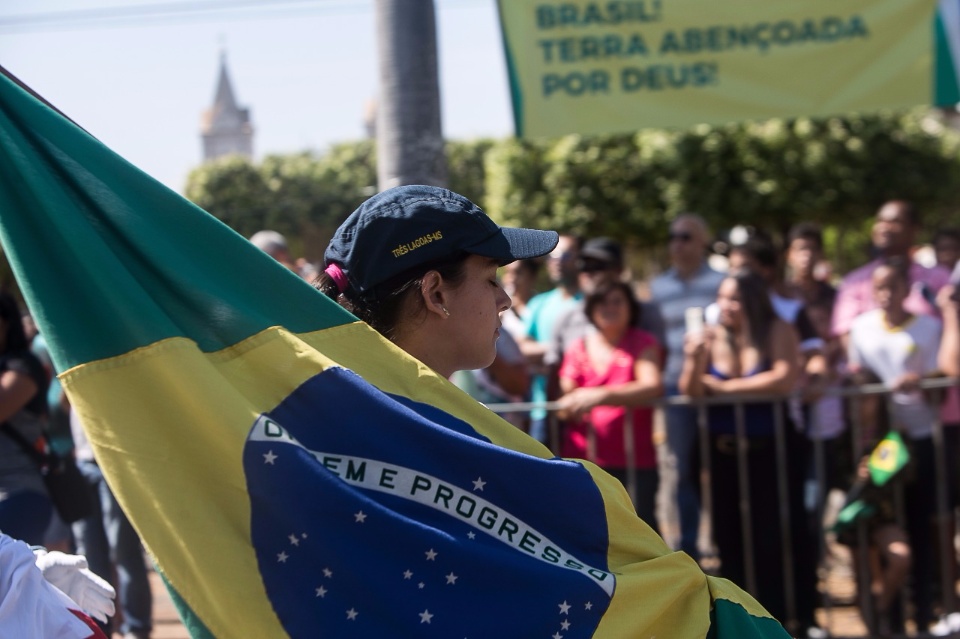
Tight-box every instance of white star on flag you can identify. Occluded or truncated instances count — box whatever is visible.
[425,548,438,561]
[323,567,333,578]
[315,586,327,598]
[559,601,571,615]
[403,570,413,580]
[418,582,425,589]
[263,450,277,464]
[445,572,458,585]
[419,609,434,624]
[552,633,563,639]
[276,551,289,563]
[354,510,367,523]
[584,602,593,610]
[346,608,358,620]
[561,619,571,630]
[288,534,300,546]
[472,477,486,491]
[467,531,476,539]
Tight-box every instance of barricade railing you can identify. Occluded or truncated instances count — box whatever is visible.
[486,377,960,638]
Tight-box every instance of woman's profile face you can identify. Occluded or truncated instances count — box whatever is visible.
[716,277,743,329]
[591,287,630,332]
[441,254,512,372]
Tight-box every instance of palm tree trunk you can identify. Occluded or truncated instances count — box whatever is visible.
[375,0,448,190]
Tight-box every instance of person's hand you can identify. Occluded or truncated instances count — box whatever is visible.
[683,330,710,358]
[557,387,607,418]
[34,550,116,623]
[701,375,726,395]
[801,373,827,403]
[893,372,921,393]
[937,285,959,312]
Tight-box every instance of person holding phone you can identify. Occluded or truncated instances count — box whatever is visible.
[679,269,803,626]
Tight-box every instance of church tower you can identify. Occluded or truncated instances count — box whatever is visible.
[201,52,253,161]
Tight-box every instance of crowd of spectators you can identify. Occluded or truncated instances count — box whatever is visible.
[451,200,960,638]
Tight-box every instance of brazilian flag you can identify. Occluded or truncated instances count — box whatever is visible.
[0,69,788,638]
[867,431,911,486]
[834,431,911,536]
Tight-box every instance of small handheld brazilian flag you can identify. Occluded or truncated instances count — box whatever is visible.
[868,431,910,486]
[834,431,911,536]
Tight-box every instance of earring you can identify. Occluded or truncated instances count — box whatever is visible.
[440,306,450,317]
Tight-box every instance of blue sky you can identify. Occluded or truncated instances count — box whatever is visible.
[0,0,513,191]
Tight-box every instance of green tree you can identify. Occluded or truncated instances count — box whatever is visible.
[258,152,327,236]
[540,133,669,238]
[300,141,378,259]
[185,142,378,261]
[484,110,960,269]
[446,139,494,208]
[185,111,960,272]
[483,137,552,229]
[309,140,378,231]
[184,156,272,239]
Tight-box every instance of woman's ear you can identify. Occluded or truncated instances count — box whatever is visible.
[419,270,449,319]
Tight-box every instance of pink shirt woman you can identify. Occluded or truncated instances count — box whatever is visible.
[558,280,663,529]
[559,328,660,469]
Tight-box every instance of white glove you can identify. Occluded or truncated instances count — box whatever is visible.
[33,549,117,623]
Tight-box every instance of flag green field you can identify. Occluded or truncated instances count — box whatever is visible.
[0,69,789,638]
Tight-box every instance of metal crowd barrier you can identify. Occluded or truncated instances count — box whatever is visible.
[486,377,960,638]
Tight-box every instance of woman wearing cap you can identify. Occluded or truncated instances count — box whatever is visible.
[315,185,559,378]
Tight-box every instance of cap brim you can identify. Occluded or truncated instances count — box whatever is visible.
[467,227,559,264]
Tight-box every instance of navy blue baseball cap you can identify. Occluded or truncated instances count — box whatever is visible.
[324,185,559,295]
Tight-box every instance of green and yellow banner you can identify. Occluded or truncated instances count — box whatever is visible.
[498,0,949,137]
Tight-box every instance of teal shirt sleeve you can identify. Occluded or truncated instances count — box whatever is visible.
[523,293,547,340]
